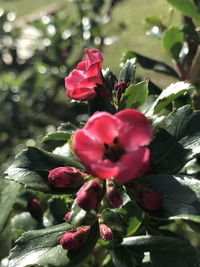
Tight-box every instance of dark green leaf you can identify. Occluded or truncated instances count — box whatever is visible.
[147,82,192,116]
[150,106,200,173]
[122,51,178,78]
[0,182,20,234]
[119,58,136,84]
[103,68,117,94]
[122,235,198,267]
[101,208,125,232]
[9,222,99,267]
[4,147,83,194]
[138,174,200,220]
[119,81,148,110]
[166,0,200,24]
[162,26,184,60]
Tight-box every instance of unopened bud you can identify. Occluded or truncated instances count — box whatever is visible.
[106,180,122,208]
[60,226,90,250]
[99,224,113,241]
[115,81,128,100]
[131,183,162,211]
[64,212,71,222]
[27,198,43,220]
[48,167,84,188]
[76,178,104,211]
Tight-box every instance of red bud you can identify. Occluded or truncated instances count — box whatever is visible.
[76,178,104,211]
[115,81,128,100]
[48,167,84,188]
[106,180,122,208]
[27,198,43,220]
[131,183,162,211]
[64,212,71,222]
[99,224,113,241]
[60,226,90,250]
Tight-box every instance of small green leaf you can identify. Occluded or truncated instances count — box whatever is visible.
[150,105,200,173]
[162,26,184,60]
[119,58,136,84]
[119,81,148,110]
[122,51,178,78]
[4,147,83,194]
[0,182,20,234]
[145,15,165,29]
[166,0,200,24]
[103,68,117,93]
[43,132,71,143]
[147,81,192,115]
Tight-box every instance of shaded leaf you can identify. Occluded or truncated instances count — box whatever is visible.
[122,51,178,78]
[5,147,83,194]
[119,58,136,84]
[119,81,148,110]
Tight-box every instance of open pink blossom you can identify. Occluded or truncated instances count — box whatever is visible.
[72,109,152,183]
[65,48,104,100]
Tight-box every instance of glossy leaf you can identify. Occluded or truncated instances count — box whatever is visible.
[122,51,179,78]
[150,105,200,173]
[103,68,117,94]
[119,81,148,110]
[9,222,99,267]
[0,182,20,234]
[119,58,136,84]
[4,147,83,194]
[122,235,198,267]
[42,132,71,143]
[147,81,192,116]
[162,26,184,60]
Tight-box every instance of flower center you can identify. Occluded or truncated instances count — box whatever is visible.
[103,138,125,162]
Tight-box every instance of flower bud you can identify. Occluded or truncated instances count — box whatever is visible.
[76,178,104,211]
[64,212,71,222]
[115,81,128,100]
[131,183,162,211]
[27,198,43,220]
[48,167,84,188]
[60,226,90,250]
[106,180,122,208]
[99,224,113,241]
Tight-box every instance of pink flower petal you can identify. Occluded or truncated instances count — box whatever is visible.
[65,70,85,90]
[90,160,120,179]
[85,112,121,144]
[72,130,104,164]
[116,109,152,150]
[84,48,103,68]
[67,87,95,100]
[115,147,150,183]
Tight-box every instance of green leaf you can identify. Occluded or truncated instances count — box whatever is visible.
[43,132,71,143]
[150,105,200,173]
[9,222,99,267]
[103,68,117,94]
[122,51,178,78]
[147,81,192,115]
[11,212,38,231]
[101,208,126,232]
[119,81,148,110]
[119,58,136,84]
[138,174,200,220]
[166,0,200,24]
[162,26,184,60]
[5,147,83,194]
[145,15,165,29]
[121,235,198,267]
[0,182,20,234]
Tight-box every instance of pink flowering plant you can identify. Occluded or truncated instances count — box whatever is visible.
[3,46,200,267]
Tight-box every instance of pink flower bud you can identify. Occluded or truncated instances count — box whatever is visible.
[99,224,113,241]
[106,180,122,208]
[60,226,90,250]
[76,178,104,211]
[48,167,84,188]
[131,183,162,211]
[27,199,43,220]
[64,212,71,222]
[115,81,128,100]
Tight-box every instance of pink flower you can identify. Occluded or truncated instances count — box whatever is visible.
[48,167,84,188]
[76,178,104,211]
[60,226,90,250]
[72,109,152,183]
[65,48,104,100]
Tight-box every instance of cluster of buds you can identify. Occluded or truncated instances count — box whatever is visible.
[131,183,162,211]
[48,166,85,188]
